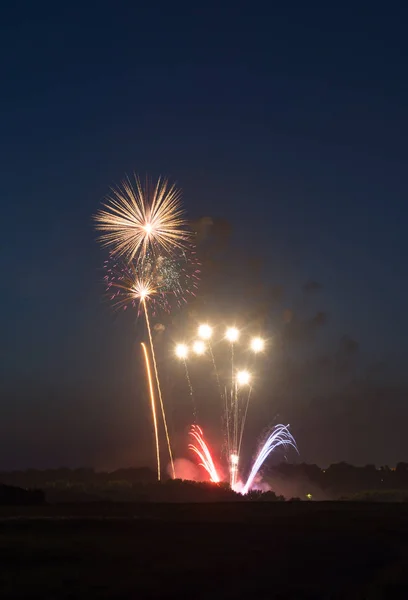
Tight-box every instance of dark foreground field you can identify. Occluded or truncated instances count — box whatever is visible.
[1,502,408,599]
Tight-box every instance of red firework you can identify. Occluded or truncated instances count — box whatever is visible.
[188,425,220,483]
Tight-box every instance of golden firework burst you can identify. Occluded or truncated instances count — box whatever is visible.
[94,175,191,260]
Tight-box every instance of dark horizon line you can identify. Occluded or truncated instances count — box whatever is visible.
[0,461,404,475]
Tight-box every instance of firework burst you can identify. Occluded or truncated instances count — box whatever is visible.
[95,174,199,482]
[179,325,298,492]
[94,175,192,260]
[242,425,298,494]
[104,247,200,315]
[188,425,220,483]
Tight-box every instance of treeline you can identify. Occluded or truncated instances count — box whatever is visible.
[2,462,408,503]
[0,468,286,503]
[0,479,286,504]
[0,484,44,506]
[265,462,408,500]
[0,467,157,489]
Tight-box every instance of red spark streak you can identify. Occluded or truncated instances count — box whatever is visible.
[188,425,220,483]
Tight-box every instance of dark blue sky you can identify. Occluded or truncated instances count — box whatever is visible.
[1,4,408,470]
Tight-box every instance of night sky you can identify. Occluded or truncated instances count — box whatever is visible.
[1,4,408,471]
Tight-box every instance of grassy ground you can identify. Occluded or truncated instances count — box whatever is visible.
[1,502,408,598]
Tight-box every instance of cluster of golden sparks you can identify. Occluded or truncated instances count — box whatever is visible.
[95,176,190,261]
[95,175,193,480]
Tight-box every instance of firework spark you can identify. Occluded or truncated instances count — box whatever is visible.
[95,175,192,260]
[189,423,297,494]
[198,324,213,340]
[192,340,206,355]
[250,337,265,353]
[229,452,239,487]
[141,342,160,481]
[227,369,251,487]
[175,344,196,417]
[236,370,251,386]
[225,327,239,343]
[242,425,298,495]
[104,247,200,314]
[238,386,252,462]
[175,343,189,359]
[188,425,220,483]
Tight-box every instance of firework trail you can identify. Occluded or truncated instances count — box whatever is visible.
[94,175,191,260]
[196,325,222,397]
[175,343,197,418]
[143,298,175,478]
[184,362,194,404]
[188,425,220,483]
[237,385,252,462]
[224,384,231,468]
[102,261,175,476]
[237,338,264,469]
[232,382,239,489]
[209,344,222,395]
[227,335,266,487]
[141,342,160,481]
[224,328,240,487]
[242,425,298,495]
[103,249,200,479]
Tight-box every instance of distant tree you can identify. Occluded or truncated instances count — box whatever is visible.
[260,491,284,502]
[245,490,263,501]
[0,484,45,506]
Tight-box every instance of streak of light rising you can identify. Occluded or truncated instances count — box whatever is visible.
[175,343,196,415]
[230,453,239,468]
[229,454,239,488]
[141,342,160,481]
[188,425,220,483]
[142,298,175,478]
[242,425,298,495]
